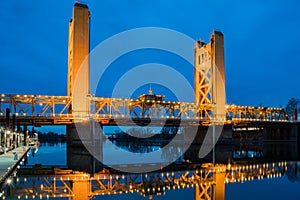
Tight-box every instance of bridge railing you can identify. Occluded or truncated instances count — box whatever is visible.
[0,94,71,117]
[226,105,289,122]
[91,97,206,120]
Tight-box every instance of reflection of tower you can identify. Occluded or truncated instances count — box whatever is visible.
[194,168,225,200]
[194,31,226,119]
[68,3,90,115]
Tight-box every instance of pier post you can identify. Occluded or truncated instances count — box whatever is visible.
[23,125,27,146]
[31,126,35,138]
[5,108,10,130]
[12,114,16,149]
[4,108,10,154]
[17,122,21,147]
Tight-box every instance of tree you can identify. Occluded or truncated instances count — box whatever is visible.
[285,98,300,119]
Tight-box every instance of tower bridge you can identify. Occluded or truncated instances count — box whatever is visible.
[0,2,297,145]
[0,3,299,200]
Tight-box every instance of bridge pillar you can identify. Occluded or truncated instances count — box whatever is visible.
[185,124,232,145]
[67,120,103,173]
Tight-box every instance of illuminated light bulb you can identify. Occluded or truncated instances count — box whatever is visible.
[6,179,12,185]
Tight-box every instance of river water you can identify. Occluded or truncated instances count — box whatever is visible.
[1,140,300,200]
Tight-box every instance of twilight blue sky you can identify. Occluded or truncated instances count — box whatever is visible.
[0,0,300,108]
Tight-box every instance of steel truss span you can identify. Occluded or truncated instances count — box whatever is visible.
[0,94,289,126]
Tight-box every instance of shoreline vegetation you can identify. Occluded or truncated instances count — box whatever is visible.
[37,131,66,143]
[36,127,180,143]
[107,127,180,142]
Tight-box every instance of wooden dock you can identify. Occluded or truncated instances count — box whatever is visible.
[0,147,30,185]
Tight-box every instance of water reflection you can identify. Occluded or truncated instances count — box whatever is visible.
[0,142,299,200]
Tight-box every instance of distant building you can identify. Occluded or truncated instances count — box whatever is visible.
[138,86,165,101]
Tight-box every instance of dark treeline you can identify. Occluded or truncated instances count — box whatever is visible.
[108,127,180,142]
[37,132,66,143]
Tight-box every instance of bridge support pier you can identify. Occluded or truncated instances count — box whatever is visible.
[186,124,233,145]
[67,120,103,173]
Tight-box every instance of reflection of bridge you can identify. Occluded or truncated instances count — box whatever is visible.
[1,161,289,200]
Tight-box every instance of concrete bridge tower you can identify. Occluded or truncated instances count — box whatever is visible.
[67,4,102,170]
[194,31,226,120]
[68,3,90,115]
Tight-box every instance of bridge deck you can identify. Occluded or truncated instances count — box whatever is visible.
[0,116,291,126]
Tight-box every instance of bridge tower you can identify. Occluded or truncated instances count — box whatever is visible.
[66,4,103,171]
[68,3,90,115]
[194,30,226,120]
